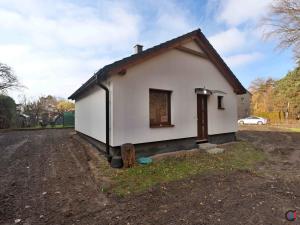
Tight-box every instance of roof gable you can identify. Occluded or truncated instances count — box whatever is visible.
[69,29,246,99]
[182,40,204,53]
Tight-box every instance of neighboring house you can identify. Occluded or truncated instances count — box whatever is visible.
[69,29,246,157]
[237,91,252,119]
[16,113,30,128]
[16,104,24,113]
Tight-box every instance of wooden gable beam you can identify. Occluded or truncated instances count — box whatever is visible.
[193,36,242,93]
[109,37,195,75]
[175,46,208,59]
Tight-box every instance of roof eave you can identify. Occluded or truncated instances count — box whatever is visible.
[68,75,98,100]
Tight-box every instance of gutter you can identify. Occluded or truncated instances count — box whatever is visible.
[96,74,111,161]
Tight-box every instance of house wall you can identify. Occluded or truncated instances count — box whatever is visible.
[111,41,238,146]
[75,85,108,143]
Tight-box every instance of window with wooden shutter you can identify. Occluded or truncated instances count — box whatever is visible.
[149,89,172,127]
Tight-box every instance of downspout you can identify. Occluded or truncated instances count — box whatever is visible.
[96,75,111,161]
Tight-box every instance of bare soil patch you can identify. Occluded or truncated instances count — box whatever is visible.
[237,125,300,181]
[0,129,107,225]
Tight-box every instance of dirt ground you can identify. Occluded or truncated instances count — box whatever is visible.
[0,127,299,225]
[238,125,300,180]
[0,129,108,225]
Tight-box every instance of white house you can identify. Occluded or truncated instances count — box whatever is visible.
[69,29,246,157]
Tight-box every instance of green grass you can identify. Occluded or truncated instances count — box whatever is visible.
[289,128,300,132]
[100,142,266,196]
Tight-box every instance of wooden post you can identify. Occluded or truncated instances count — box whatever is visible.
[121,143,135,168]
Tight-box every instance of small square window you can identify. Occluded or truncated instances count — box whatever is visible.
[218,96,224,109]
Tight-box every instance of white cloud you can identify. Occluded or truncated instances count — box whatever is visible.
[209,28,246,54]
[217,0,272,26]
[140,0,196,47]
[225,52,263,68]
[0,44,30,59]
[0,0,199,101]
[209,0,270,70]
[155,1,194,34]
[0,3,140,50]
[0,44,113,98]
[0,0,141,100]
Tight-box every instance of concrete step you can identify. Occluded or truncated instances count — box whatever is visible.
[198,143,217,150]
[206,148,224,154]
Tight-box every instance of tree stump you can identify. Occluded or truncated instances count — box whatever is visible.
[121,143,135,168]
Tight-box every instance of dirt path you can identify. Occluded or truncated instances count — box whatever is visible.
[237,125,300,181]
[0,129,107,225]
[0,128,299,224]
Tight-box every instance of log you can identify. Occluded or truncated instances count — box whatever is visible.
[121,143,135,168]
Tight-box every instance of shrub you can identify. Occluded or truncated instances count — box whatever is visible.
[0,95,16,128]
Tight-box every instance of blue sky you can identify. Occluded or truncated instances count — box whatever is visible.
[0,0,296,101]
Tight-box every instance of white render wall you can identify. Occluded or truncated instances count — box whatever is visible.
[75,86,107,143]
[111,42,238,146]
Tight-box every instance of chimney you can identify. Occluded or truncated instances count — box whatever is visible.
[134,44,143,54]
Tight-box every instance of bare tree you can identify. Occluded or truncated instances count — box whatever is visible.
[21,97,43,126]
[0,63,22,93]
[262,0,300,60]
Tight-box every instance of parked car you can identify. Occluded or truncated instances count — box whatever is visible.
[238,116,267,125]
